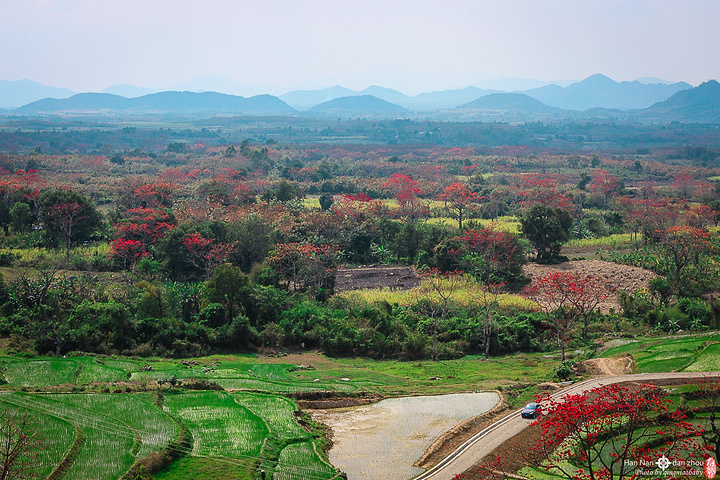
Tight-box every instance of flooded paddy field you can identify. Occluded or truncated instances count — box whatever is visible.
[312,391,499,479]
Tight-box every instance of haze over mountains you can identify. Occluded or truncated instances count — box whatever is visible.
[1,74,718,124]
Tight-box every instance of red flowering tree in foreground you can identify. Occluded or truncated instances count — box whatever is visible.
[476,384,708,480]
[529,384,702,480]
[524,271,610,359]
[0,406,43,479]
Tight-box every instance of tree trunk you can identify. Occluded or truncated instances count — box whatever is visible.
[484,316,491,360]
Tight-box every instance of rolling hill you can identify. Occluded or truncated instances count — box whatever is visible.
[524,74,692,110]
[455,93,572,121]
[637,80,720,123]
[280,86,357,111]
[309,95,408,116]
[14,91,296,116]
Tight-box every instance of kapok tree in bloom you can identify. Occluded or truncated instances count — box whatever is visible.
[183,233,236,280]
[439,182,482,230]
[658,225,715,286]
[524,271,610,359]
[530,383,702,480]
[381,173,427,220]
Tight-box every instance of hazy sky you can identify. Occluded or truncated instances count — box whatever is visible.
[2,0,719,94]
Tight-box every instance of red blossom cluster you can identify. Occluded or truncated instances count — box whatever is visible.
[381,173,428,218]
[133,182,176,207]
[517,174,574,211]
[530,383,703,480]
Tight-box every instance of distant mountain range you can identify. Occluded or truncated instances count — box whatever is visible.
[15,91,295,116]
[0,79,75,109]
[2,75,719,124]
[637,80,720,123]
[522,74,692,110]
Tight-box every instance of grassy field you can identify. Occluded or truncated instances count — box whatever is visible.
[566,232,638,248]
[337,273,537,312]
[599,333,720,373]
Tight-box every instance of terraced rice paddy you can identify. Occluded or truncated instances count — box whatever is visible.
[0,392,163,480]
[600,333,720,373]
[0,347,603,479]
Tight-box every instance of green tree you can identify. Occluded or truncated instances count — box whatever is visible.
[520,205,573,263]
[9,203,32,234]
[203,264,250,325]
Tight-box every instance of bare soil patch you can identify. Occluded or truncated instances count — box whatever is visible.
[523,259,657,312]
[335,266,420,292]
[577,356,635,376]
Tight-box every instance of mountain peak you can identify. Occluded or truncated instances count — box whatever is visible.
[579,74,617,86]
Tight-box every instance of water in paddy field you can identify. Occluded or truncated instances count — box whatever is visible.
[312,392,499,479]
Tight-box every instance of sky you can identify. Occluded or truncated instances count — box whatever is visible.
[1,0,719,95]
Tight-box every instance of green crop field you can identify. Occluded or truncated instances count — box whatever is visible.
[231,393,307,441]
[273,441,337,480]
[600,333,720,372]
[163,391,267,458]
[60,393,177,459]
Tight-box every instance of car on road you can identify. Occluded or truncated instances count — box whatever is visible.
[521,402,541,419]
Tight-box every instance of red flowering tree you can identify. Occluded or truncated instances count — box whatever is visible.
[439,182,482,230]
[529,383,701,480]
[588,169,622,206]
[524,271,610,358]
[133,182,176,207]
[659,225,715,286]
[183,233,236,280]
[518,175,573,212]
[382,173,427,219]
[686,204,718,229]
[673,173,701,199]
[116,208,175,246]
[442,227,526,288]
[109,238,148,283]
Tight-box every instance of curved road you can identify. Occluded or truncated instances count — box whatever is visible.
[414,371,720,480]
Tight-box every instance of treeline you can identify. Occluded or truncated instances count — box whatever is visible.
[3,117,720,154]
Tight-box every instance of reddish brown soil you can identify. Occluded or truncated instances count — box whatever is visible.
[523,259,657,312]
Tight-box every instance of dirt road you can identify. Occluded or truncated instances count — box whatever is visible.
[414,371,720,480]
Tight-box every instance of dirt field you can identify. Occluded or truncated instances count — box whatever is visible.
[523,259,657,312]
[335,266,420,292]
